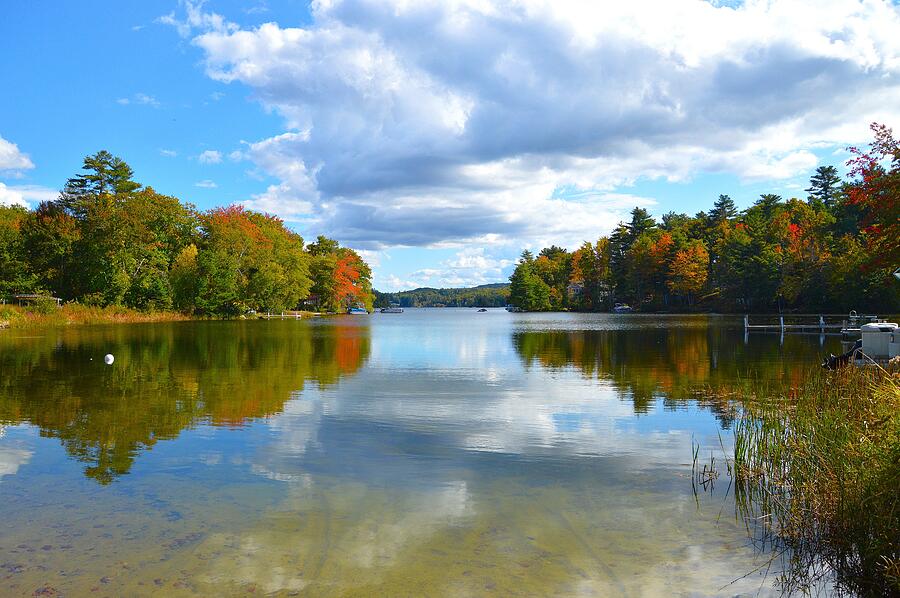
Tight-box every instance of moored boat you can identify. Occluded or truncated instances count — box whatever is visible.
[347,306,369,315]
[612,303,633,313]
[380,302,404,313]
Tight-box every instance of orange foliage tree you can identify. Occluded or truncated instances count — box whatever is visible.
[667,241,709,304]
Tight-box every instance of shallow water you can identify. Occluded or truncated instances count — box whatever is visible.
[0,310,842,596]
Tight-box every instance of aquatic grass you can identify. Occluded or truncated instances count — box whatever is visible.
[0,303,194,328]
[728,366,900,596]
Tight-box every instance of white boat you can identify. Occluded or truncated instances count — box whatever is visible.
[505,305,522,313]
[347,306,369,315]
[381,303,404,313]
[612,303,633,313]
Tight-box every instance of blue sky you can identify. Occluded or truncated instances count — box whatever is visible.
[2,0,900,291]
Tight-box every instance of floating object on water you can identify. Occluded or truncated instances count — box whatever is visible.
[104,354,114,365]
[612,303,633,313]
[477,308,488,312]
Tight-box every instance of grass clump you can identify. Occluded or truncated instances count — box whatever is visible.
[0,303,193,328]
[732,365,900,596]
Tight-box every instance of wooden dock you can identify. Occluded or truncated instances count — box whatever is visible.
[743,313,881,337]
[258,311,307,320]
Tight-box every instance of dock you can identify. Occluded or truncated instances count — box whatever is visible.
[743,312,883,338]
[258,311,308,320]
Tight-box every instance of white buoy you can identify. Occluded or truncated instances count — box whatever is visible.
[104,354,114,365]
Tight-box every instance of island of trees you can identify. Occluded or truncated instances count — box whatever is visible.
[0,151,374,316]
[509,124,899,313]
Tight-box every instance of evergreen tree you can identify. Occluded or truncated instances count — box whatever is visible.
[709,194,737,223]
[625,207,656,242]
[806,165,843,209]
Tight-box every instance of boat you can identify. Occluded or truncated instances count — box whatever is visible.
[347,305,369,315]
[477,308,488,312]
[505,305,522,313]
[380,302,404,313]
[612,303,633,314]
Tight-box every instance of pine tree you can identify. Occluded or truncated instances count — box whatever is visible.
[805,165,842,209]
[709,194,737,223]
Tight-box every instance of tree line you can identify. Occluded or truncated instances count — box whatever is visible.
[0,151,374,315]
[509,124,899,313]
[374,283,510,308]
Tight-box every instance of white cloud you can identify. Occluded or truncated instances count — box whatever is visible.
[198,149,223,164]
[0,135,34,172]
[195,179,218,188]
[0,183,28,207]
[117,93,160,107]
[0,183,57,207]
[134,93,160,107]
[172,0,900,249]
[157,0,239,38]
[160,148,178,157]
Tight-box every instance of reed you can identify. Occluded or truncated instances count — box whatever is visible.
[0,303,194,328]
[730,365,900,596]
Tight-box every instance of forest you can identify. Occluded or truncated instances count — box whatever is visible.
[374,283,509,308]
[0,151,374,315]
[509,123,900,313]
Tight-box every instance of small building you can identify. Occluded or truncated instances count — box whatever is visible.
[566,281,584,300]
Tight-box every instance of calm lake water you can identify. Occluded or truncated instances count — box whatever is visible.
[0,310,842,596]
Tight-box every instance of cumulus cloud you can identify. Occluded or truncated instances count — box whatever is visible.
[198,149,223,164]
[0,135,34,172]
[167,0,900,249]
[195,179,218,188]
[0,183,57,207]
[0,183,28,207]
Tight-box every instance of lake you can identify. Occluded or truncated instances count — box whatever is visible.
[0,310,842,596]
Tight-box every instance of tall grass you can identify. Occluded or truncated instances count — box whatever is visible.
[0,303,193,328]
[730,366,900,596]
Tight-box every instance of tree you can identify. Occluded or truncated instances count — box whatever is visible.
[668,241,709,305]
[806,165,843,209]
[626,207,656,242]
[846,122,900,269]
[194,206,311,315]
[508,251,551,311]
[709,194,737,223]
[571,238,612,310]
[60,150,141,217]
[21,201,80,299]
[0,205,36,296]
[306,237,374,312]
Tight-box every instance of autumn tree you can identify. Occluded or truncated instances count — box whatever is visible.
[846,122,900,269]
[667,241,709,305]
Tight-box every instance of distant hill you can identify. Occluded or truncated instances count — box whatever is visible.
[374,283,510,308]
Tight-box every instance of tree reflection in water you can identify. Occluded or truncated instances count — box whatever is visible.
[512,324,829,425]
[0,321,370,484]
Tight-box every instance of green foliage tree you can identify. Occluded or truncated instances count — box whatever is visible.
[504,125,899,313]
[3,150,375,317]
[806,165,843,209]
[709,194,737,223]
[0,205,36,296]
